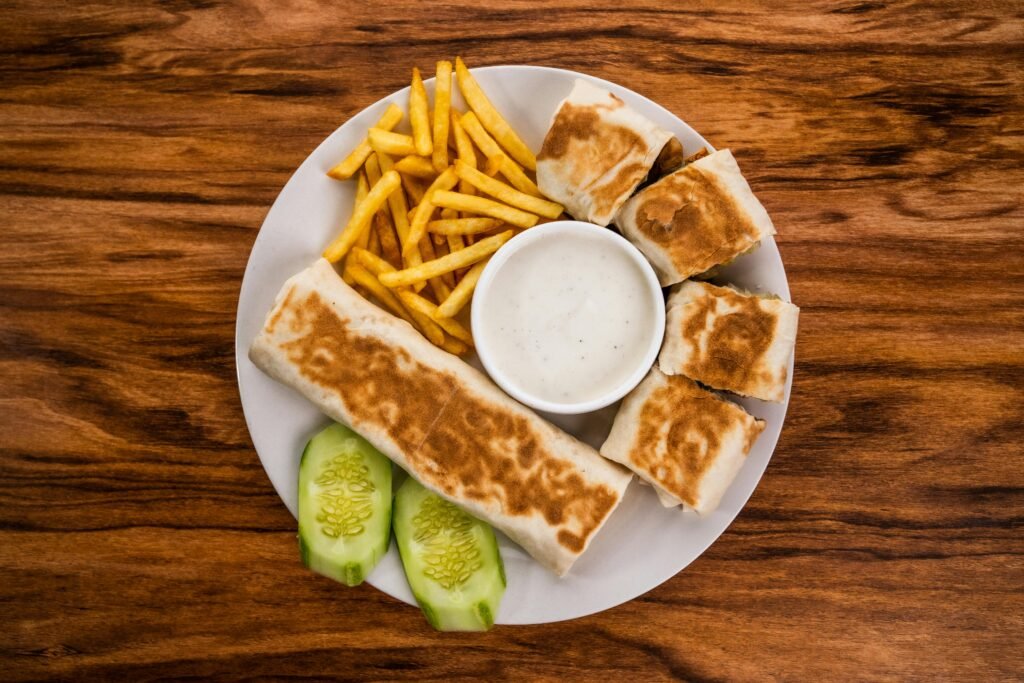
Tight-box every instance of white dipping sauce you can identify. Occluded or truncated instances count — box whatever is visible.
[477,230,657,406]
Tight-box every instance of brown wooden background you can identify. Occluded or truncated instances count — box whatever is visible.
[2,1,1022,680]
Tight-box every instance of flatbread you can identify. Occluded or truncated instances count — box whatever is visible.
[249,258,633,576]
[659,281,799,402]
[615,149,776,286]
[536,79,673,226]
[600,368,765,515]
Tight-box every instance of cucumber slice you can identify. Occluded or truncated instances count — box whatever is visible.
[393,477,506,631]
[298,423,392,587]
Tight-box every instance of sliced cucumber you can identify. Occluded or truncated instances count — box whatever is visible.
[393,477,506,631]
[298,423,392,587]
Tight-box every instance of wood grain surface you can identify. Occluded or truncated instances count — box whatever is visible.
[2,1,1022,680]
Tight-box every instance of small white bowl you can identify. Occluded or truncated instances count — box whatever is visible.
[471,220,665,415]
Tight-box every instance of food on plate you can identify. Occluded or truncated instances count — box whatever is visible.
[367,128,419,157]
[323,170,401,262]
[405,167,459,258]
[431,60,453,172]
[454,160,564,219]
[432,191,538,228]
[427,217,504,235]
[474,225,660,406]
[394,154,435,179]
[409,68,433,157]
[484,153,544,198]
[380,230,514,288]
[435,258,489,319]
[249,259,633,575]
[323,57,568,355]
[536,79,673,226]
[393,477,505,631]
[298,423,392,586]
[327,103,403,180]
[659,280,799,402]
[652,136,684,179]
[600,368,766,515]
[455,56,536,170]
[615,149,776,286]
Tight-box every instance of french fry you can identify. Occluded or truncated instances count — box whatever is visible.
[439,336,468,355]
[371,147,425,288]
[345,262,417,326]
[353,248,447,346]
[427,217,503,235]
[374,211,402,267]
[485,153,544,198]
[435,257,490,319]
[455,160,563,218]
[353,170,372,249]
[380,230,513,288]
[397,290,473,346]
[394,155,436,179]
[400,173,427,206]
[409,68,433,157]
[405,166,459,259]
[327,103,403,180]
[446,234,466,269]
[418,236,452,302]
[367,128,418,157]
[459,111,511,167]
[431,190,538,229]
[367,224,382,255]
[408,307,446,346]
[455,57,536,170]
[432,60,453,173]
[432,239,457,288]
[324,170,401,262]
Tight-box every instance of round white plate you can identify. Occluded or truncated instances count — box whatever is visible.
[235,66,792,625]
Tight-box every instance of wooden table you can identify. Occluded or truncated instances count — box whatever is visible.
[3,2,1022,680]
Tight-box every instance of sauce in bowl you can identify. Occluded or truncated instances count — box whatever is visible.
[472,221,665,414]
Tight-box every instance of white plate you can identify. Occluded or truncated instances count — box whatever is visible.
[235,66,792,625]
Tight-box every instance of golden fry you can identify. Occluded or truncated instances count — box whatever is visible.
[459,112,510,166]
[368,128,418,157]
[455,57,536,170]
[380,230,513,288]
[439,336,468,355]
[486,153,544,198]
[345,262,416,326]
[371,148,425,288]
[373,211,401,267]
[400,173,427,206]
[327,103,403,180]
[361,156,383,249]
[353,248,446,345]
[393,155,436,179]
[435,257,489,319]
[367,224,381,254]
[432,60,453,173]
[404,166,459,259]
[397,290,474,346]
[409,67,433,157]
[418,236,452,302]
[427,217,503,235]
[455,160,563,218]
[450,108,476,168]
[431,190,538,229]
[323,170,401,262]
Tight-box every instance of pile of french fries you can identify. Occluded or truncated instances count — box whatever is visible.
[322,57,565,356]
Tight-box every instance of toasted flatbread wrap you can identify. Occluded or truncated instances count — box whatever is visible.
[600,368,765,515]
[615,149,776,286]
[249,258,633,576]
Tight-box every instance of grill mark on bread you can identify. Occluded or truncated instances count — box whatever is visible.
[634,165,761,278]
[539,98,652,219]
[276,290,620,551]
[627,374,765,507]
[679,283,779,394]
